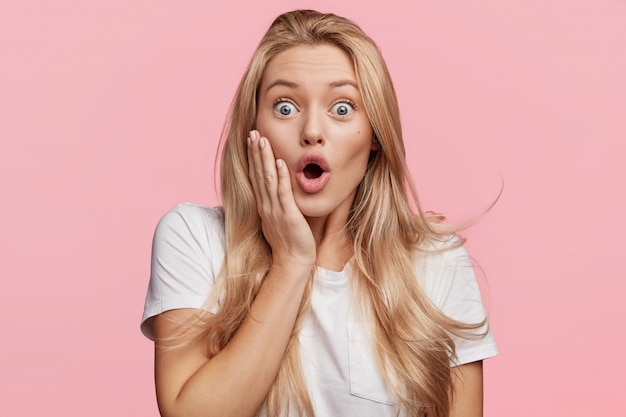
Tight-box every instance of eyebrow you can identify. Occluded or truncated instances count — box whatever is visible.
[264,79,359,92]
[265,79,298,91]
[328,80,359,89]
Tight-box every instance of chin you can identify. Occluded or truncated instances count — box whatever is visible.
[294,197,333,219]
[298,205,333,219]
[295,194,353,220]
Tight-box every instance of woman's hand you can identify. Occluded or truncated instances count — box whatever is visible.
[247,130,316,269]
[154,131,317,417]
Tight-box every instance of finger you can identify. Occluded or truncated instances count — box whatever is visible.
[258,134,280,202]
[275,158,298,212]
[247,133,261,203]
[247,130,270,206]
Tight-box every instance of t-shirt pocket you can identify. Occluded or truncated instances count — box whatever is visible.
[347,320,397,406]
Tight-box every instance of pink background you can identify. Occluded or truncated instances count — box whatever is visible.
[1,1,625,416]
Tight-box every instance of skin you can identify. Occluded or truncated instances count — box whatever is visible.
[254,44,377,270]
[152,44,485,417]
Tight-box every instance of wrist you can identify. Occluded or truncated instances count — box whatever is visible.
[268,259,314,281]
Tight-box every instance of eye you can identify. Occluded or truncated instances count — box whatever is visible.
[274,100,297,116]
[330,101,355,117]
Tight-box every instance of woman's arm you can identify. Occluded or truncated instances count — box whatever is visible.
[450,360,484,417]
[154,131,316,417]
[154,261,310,417]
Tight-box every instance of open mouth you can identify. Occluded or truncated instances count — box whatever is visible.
[296,154,330,193]
[303,163,324,179]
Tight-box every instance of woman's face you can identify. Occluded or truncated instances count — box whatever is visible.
[255,44,376,219]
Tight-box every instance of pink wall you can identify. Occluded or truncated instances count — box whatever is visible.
[1,1,624,415]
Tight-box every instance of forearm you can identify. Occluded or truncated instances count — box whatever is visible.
[158,263,311,417]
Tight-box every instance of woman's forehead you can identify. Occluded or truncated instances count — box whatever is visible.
[259,44,356,93]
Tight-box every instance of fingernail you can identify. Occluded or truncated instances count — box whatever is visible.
[276,159,283,169]
[259,138,265,149]
[249,131,257,142]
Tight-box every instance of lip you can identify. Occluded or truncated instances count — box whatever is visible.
[295,153,331,194]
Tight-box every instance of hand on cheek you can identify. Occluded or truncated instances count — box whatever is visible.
[247,130,316,269]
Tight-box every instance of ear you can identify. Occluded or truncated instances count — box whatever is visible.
[371,133,380,151]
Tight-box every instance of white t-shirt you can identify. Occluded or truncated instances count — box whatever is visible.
[141,203,498,416]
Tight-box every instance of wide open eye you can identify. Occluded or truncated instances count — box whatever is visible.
[274,100,297,116]
[330,101,355,117]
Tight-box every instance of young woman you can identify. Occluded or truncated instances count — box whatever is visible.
[141,9,498,417]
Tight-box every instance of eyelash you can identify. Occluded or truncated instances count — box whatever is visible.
[331,99,357,116]
[273,98,295,106]
[272,98,358,116]
[273,98,298,116]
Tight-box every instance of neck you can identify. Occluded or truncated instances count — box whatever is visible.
[306,210,353,272]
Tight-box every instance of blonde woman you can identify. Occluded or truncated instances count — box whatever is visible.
[141,9,498,417]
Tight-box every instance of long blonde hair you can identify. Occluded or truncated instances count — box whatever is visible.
[198,9,485,417]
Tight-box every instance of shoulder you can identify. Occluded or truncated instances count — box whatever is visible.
[416,234,473,273]
[413,235,480,311]
[157,203,224,234]
[154,203,224,247]
[142,204,225,339]
[415,235,499,364]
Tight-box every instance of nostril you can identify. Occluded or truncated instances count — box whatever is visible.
[303,137,324,145]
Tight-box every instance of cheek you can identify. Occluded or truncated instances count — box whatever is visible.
[254,108,270,132]
[254,115,283,151]
[349,130,375,159]
[354,137,376,175]
[353,120,374,150]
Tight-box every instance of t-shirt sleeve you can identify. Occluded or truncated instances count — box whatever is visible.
[140,203,225,340]
[418,240,499,366]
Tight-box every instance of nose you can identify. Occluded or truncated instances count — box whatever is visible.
[300,111,325,146]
